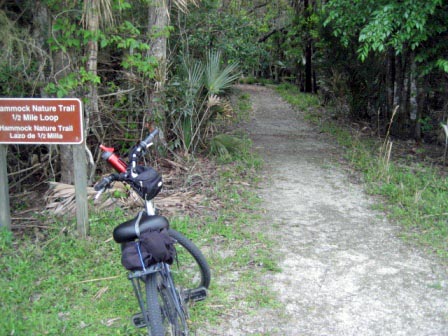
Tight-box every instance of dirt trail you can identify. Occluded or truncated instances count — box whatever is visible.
[221,85,448,335]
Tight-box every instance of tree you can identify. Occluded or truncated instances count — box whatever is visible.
[323,0,448,139]
[291,0,317,92]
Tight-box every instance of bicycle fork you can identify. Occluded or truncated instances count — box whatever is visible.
[128,263,188,330]
[128,266,159,329]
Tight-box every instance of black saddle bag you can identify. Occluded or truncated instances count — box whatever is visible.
[121,229,176,271]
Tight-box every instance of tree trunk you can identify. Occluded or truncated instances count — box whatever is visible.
[409,56,419,140]
[402,50,411,138]
[32,1,73,183]
[83,0,105,183]
[390,49,414,138]
[386,49,395,124]
[85,1,100,137]
[147,0,169,130]
[54,50,75,184]
[32,0,50,93]
[303,0,313,93]
[305,39,312,92]
[391,53,405,137]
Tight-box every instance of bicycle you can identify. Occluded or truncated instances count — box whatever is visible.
[93,129,211,336]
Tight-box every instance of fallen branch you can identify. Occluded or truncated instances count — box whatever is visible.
[7,162,42,177]
[74,275,122,284]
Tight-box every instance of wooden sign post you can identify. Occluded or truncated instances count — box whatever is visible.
[0,98,88,236]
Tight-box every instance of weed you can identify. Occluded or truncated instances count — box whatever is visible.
[209,133,262,170]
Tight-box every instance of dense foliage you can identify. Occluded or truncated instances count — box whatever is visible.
[322,0,448,140]
[1,0,448,188]
[1,0,242,186]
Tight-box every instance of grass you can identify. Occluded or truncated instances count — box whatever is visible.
[188,142,280,327]
[239,76,275,86]
[0,209,143,335]
[276,82,448,260]
[0,93,279,334]
[275,83,320,113]
[235,92,252,122]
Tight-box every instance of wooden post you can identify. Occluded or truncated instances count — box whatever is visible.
[0,145,11,229]
[73,144,89,237]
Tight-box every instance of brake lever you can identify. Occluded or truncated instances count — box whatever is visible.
[94,188,106,201]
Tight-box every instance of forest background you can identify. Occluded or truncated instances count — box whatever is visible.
[1,1,448,334]
[1,0,448,192]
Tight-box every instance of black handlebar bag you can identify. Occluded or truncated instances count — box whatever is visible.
[129,166,163,200]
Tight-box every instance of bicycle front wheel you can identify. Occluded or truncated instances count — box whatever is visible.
[168,229,211,293]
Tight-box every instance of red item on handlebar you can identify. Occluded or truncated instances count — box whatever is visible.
[100,145,128,173]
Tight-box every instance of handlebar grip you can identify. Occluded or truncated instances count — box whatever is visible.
[140,129,159,148]
[94,174,117,191]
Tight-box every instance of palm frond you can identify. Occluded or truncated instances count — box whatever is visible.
[82,0,114,29]
[45,182,142,215]
[185,59,204,95]
[205,50,241,95]
[209,134,245,160]
[207,94,221,108]
[181,57,204,117]
[172,0,199,13]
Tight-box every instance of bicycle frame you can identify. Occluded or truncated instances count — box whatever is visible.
[128,265,161,328]
[125,198,188,331]
[144,199,156,216]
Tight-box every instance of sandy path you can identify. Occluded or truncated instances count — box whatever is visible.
[223,84,448,336]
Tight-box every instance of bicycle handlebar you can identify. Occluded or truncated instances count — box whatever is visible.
[95,128,160,197]
[94,173,120,191]
[129,129,159,176]
[140,128,159,150]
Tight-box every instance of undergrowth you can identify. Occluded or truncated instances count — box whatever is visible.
[276,83,448,260]
[0,92,277,335]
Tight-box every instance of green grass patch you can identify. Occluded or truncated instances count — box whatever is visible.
[0,209,151,335]
[276,83,448,260]
[1,114,279,334]
[275,83,320,115]
[235,91,252,122]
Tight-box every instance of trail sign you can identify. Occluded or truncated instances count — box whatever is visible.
[0,98,83,144]
[0,98,88,237]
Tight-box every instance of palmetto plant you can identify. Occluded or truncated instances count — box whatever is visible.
[168,50,240,154]
[205,50,241,95]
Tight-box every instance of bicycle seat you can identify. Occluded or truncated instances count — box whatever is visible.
[113,211,169,243]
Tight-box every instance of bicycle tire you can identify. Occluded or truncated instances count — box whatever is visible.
[144,273,165,336]
[145,269,189,336]
[168,229,211,290]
